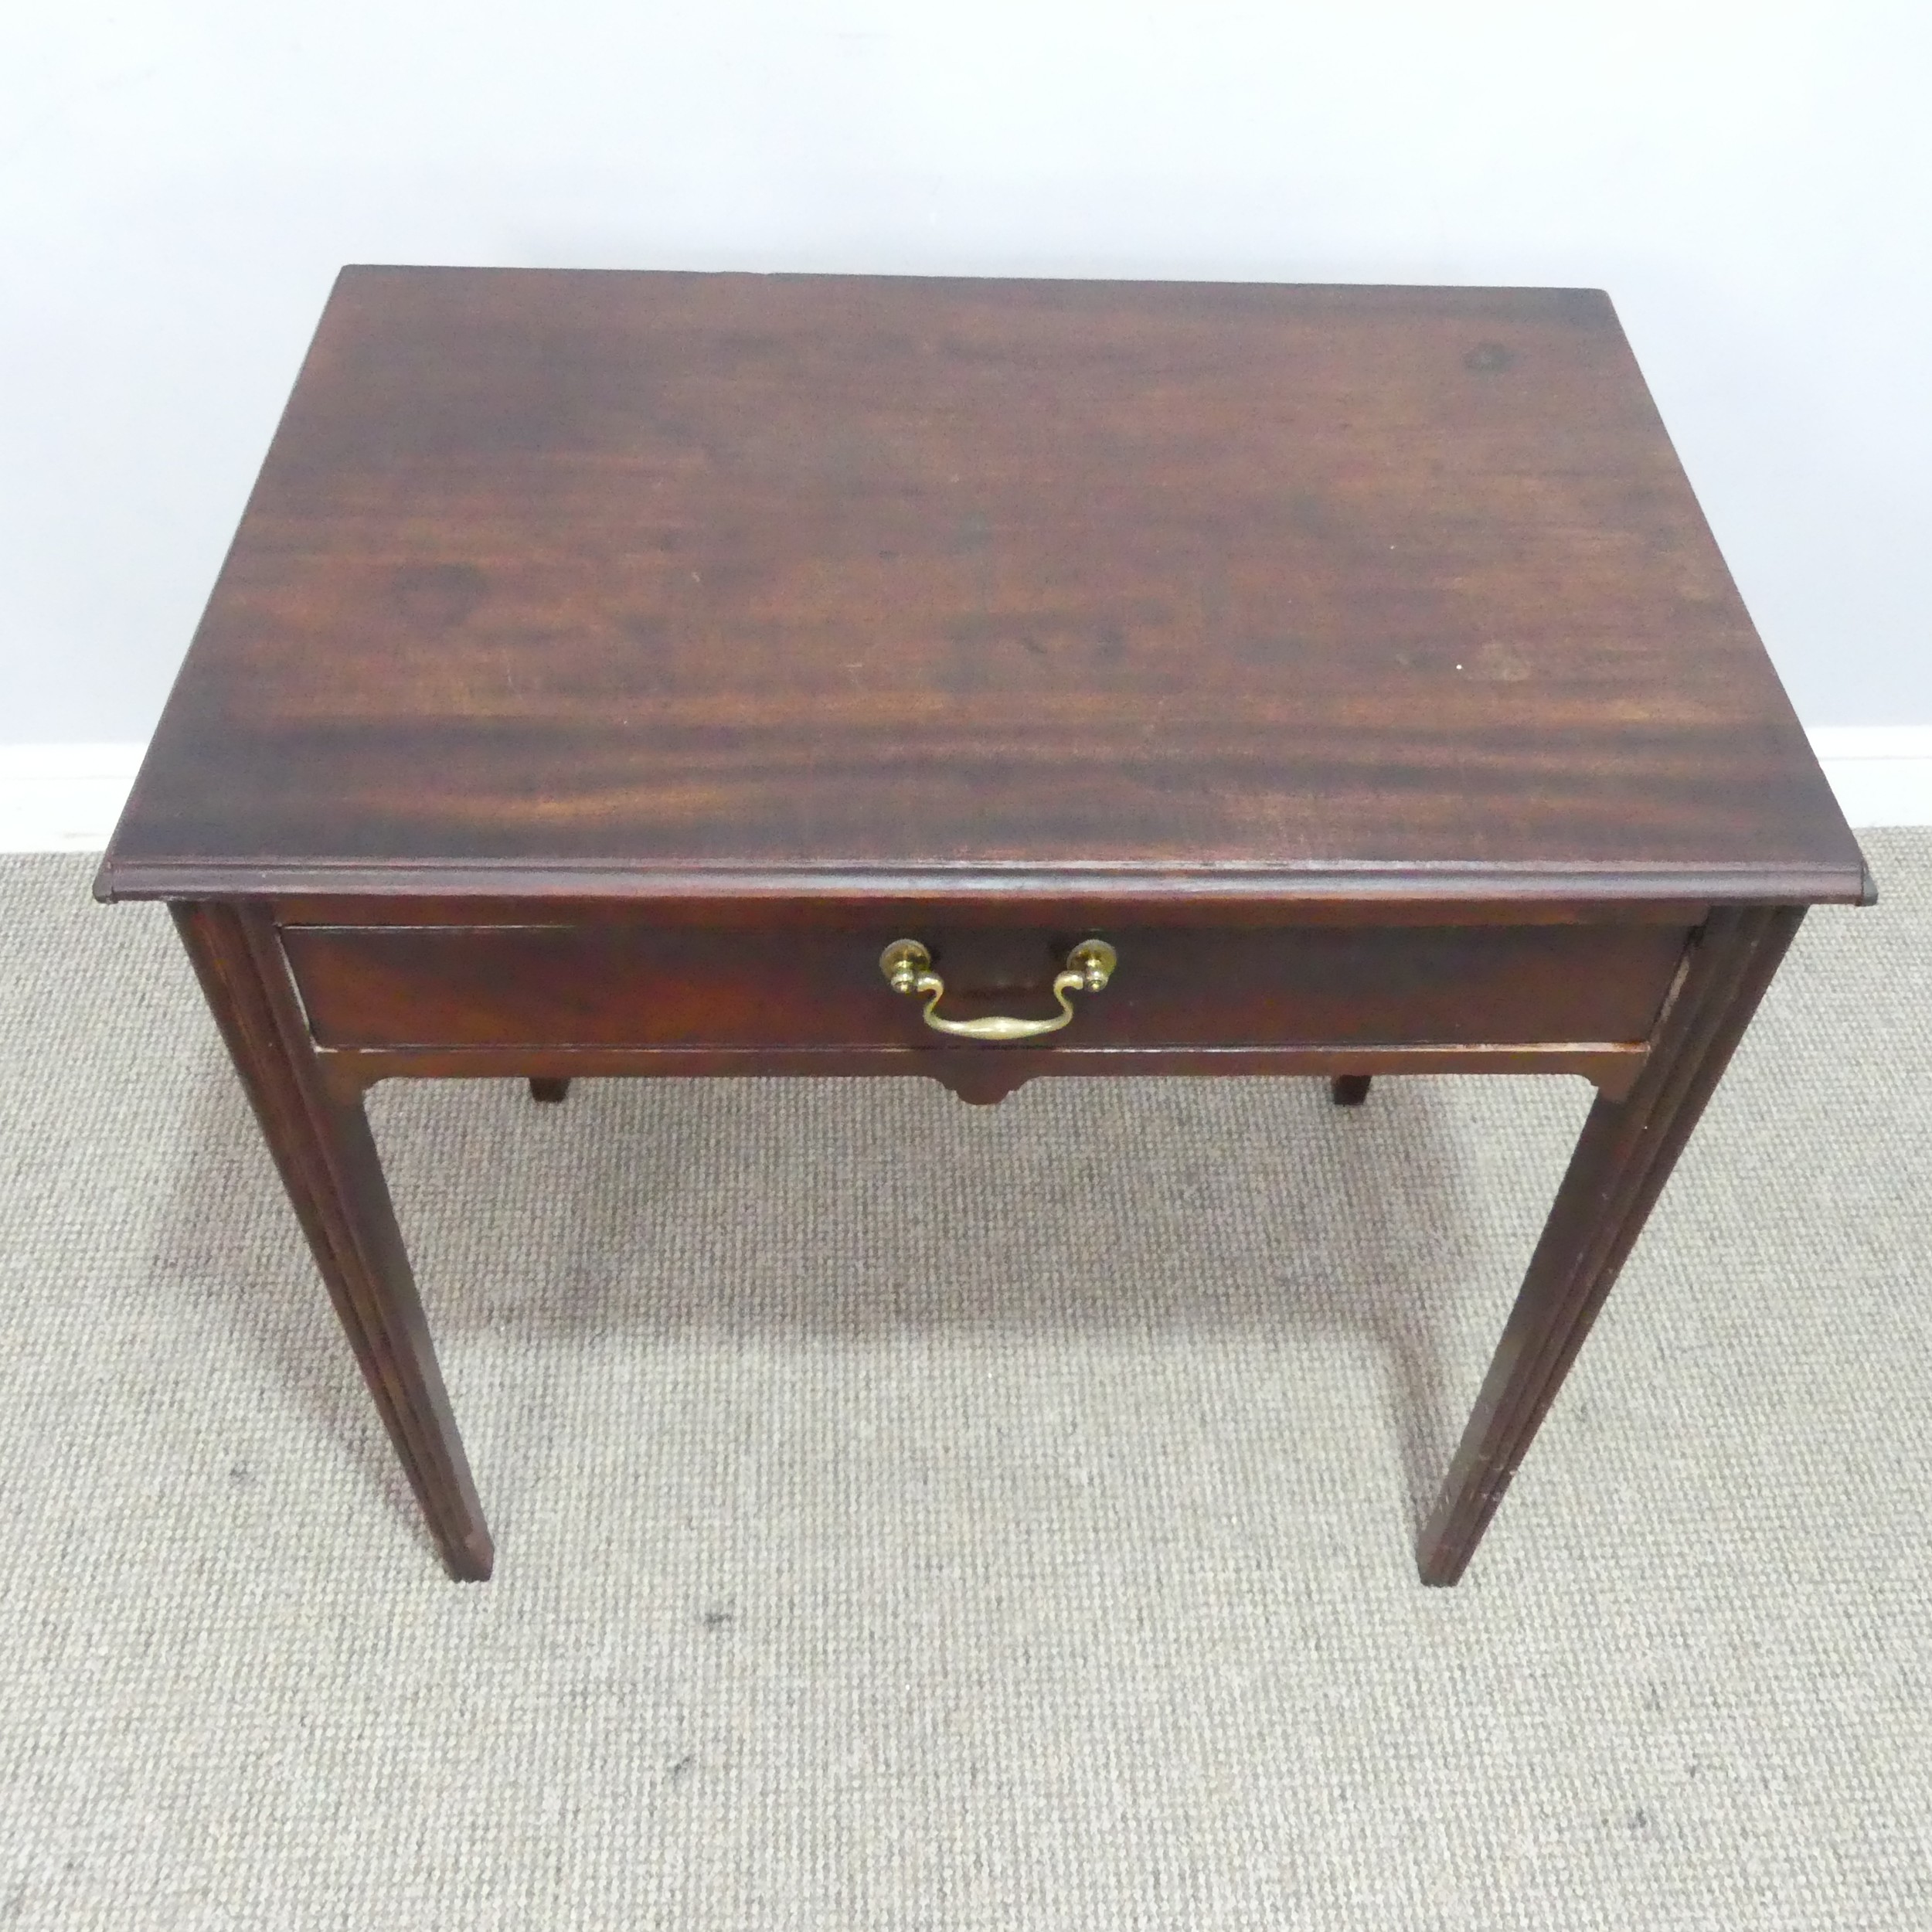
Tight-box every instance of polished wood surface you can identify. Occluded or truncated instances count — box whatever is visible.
[98,269,1870,1585]
[1417,904,1804,1583]
[279,915,1689,1051]
[97,270,1865,906]
[172,901,493,1579]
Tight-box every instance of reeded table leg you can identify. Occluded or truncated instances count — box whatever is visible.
[172,902,494,1580]
[1417,904,1804,1586]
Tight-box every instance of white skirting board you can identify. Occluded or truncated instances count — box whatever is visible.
[1804,729,1932,832]
[2,731,1930,854]
[1,744,148,854]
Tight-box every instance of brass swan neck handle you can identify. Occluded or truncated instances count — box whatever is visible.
[879,938,1117,1042]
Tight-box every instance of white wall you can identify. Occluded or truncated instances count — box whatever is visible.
[4,0,1927,740]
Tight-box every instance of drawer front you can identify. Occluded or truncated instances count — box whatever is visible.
[280,920,1692,1052]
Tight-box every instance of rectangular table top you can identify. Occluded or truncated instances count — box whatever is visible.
[99,268,1866,907]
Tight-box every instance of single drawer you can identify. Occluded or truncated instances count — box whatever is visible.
[279,918,1692,1053]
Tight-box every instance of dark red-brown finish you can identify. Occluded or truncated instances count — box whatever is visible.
[100,269,1864,908]
[96,269,1869,1585]
[170,901,492,1580]
[278,918,1689,1052]
[1417,904,1804,1583]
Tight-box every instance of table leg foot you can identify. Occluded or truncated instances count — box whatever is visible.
[172,902,495,1582]
[1416,905,1803,1587]
[528,1077,571,1104]
[1329,1074,1372,1107]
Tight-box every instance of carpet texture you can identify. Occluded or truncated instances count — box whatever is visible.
[2,841,1929,1930]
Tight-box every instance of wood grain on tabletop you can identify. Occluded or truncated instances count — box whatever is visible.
[99,270,1863,903]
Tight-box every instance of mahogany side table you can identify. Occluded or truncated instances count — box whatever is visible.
[97,269,1870,1584]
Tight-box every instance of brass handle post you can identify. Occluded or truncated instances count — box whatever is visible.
[878,937,1117,1042]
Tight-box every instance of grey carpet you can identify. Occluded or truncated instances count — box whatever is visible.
[2,840,1929,1930]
